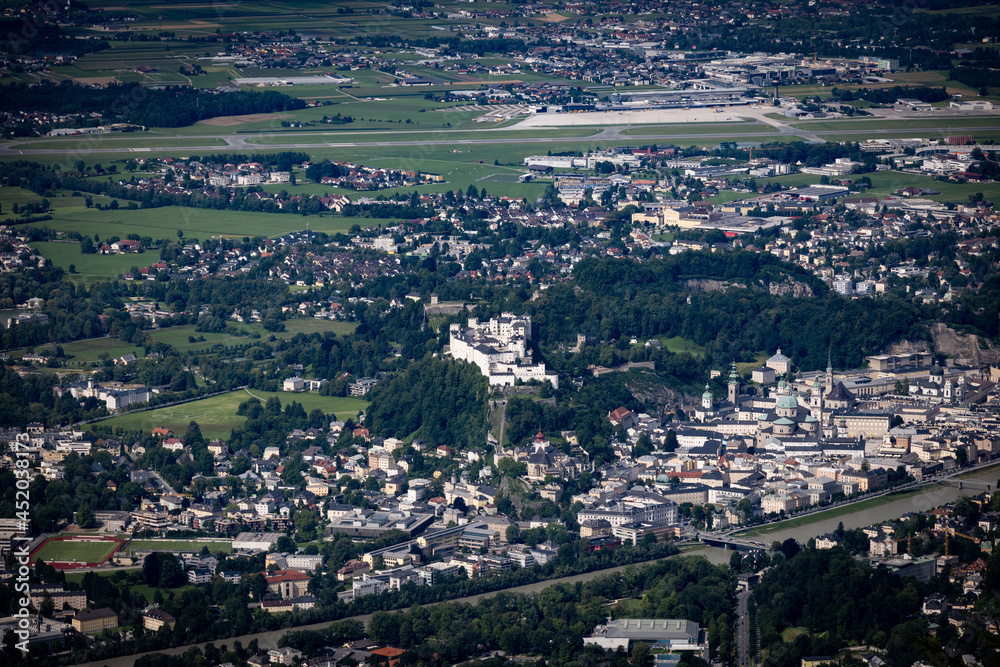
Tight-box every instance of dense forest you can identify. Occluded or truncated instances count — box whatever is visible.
[526,255,928,371]
[363,357,489,449]
[753,548,954,667]
[0,82,306,128]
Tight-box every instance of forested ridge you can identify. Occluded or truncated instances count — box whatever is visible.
[528,254,928,371]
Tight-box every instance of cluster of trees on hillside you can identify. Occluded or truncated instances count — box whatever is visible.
[753,548,947,667]
[364,357,489,449]
[0,82,306,128]
[527,256,926,371]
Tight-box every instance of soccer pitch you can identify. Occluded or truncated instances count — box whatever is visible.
[32,537,121,564]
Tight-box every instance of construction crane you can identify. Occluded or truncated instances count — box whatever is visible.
[892,533,913,554]
[943,527,980,557]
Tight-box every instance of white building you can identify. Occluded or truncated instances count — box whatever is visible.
[447,313,559,389]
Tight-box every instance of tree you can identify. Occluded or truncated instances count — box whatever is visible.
[631,642,654,667]
[780,537,800,560]
[75,503,95,529]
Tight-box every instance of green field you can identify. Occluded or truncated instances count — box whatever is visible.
[15,336,142,364]
[30,241,144,279]
[280,318,358,337]
[32,538,120,564]
[13,137,227,151]
[793,116,1000,132]
[91,389,368,439]
[660,336,706,357]
[10,204,356,244]
[623,122,778,136]
[11,319,357,361]
[125,539,232,555]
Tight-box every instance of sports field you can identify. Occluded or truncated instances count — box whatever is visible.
[91,389,368,440]
[31,536,124,567]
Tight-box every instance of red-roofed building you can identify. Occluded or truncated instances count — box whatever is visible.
[607,406,634,429]
[370,647,405,667]
[264,569,311,599]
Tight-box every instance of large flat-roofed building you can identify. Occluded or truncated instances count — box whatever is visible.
[232,532,283,552]
[585,618,705,657]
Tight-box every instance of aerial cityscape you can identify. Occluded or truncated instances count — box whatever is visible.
[0,1,999,667]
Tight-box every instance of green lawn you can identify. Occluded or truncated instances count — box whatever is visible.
[126,539,232,555]
[623,122,778,136]
[90,388,368,439]
[30,241,142,279]
[32,538,120,564]
[734,488,926,537]
[11,202,356,244]
[13,137,226,150]
[129,584,204,604]
[281,318,358,337]
[13,336,142,364]
[793,116,1000,132]
[660,336,706,357]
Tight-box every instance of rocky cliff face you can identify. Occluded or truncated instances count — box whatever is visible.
[683,278,730,293]
[682,277,814,297]
[765,278,814,298]
[931,323,1000,366]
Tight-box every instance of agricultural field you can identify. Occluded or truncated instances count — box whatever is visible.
[9,203,356,244]
[89,388,368,440]
[29,241,147,280]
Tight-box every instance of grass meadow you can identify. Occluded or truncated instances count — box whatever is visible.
[90,388,368,440]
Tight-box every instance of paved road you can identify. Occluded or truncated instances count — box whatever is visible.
[736,590,751,667]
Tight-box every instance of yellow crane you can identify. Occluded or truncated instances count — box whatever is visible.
[943,527,980,557]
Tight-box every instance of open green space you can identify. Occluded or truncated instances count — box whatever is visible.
[8,319,356,359]
[736,352,769,377]
[10,204,355,243]
[734,488,926,537]
[659,336,706,358]
[244,127,600,144]
[792,116,1000,132]
[13,137,226,150]
[129,584,204,604]
[30,241,145,280]
[32,538,119,564]
[280,318,358,337]
[125,539,232,555]
[12,336,141,363]
[90,388,368,440]
[64,568,139,586]
[623,122,777,136]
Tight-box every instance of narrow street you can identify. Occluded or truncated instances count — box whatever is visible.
[736,590,751,667]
